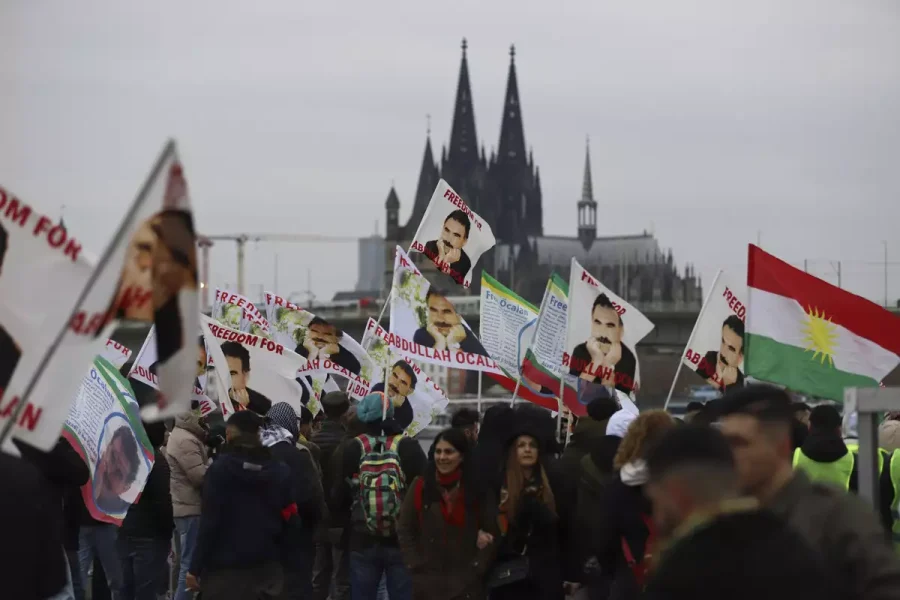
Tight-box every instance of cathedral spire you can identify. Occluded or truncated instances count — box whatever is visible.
[409,130,439,227]
[497,44,526,164]
[446,38,478,175]
[577,137,597,251]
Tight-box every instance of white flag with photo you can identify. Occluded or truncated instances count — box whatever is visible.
[360,318,449,437]
[212,288,270,337]
[408,179,496,288]
[680,270,747,392]
[389,246,502,375]
[564,258,654,402]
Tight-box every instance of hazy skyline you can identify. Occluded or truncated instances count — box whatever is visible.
[2,1,898,306]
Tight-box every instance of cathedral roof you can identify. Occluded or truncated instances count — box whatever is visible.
[523,233,663,269]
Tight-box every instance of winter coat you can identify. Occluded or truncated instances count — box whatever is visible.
[645,507,834,600]
[166,412,208,517]
[397,476,493,600]
[0,451,68,600]
[313,419,346,517]
[558,416,610,480]
[590,462,653,600]
[267,437,324,559]
[879,419,900,453]
[768,470,900,600]
[121,447,174,541]
[190,442,295,576]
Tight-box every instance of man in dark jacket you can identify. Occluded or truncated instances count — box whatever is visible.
[718,385,900,600]
[264,402,324,600]
[333,393,426,600]
[644,425,833,600]
[187,411,297,600]
[311,391,350,600]
[559,394,619,483]
[117,422,173,600]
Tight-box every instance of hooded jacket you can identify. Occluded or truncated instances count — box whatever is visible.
[166,412,208,517]
[190,442,295,576]
[121,446,174,541]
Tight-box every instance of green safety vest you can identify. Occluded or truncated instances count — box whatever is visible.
[845,443,887,472]
[792,448,855,491]
[890,451,900,551]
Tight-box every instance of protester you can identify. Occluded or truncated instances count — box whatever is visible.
[333,392,426,600]
[718,384,900,600]
[450,407,481,445]
[589,409,675,600]
[312,391,352,600]
[397,428,492,600]
[879,412,900,452]
[559,393,619,483]
[264,402,324,600]
[643,425,833,600]
[471,404,515,498]
[792,402,812,428]
[482,412,570,600]
[187,410,297,599]
[76,494,125,599]
[681,401,704,423]
[297,405,323,469]
[166,408,209,600]
[117,421,174,600]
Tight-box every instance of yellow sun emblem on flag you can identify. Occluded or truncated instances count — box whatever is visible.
[801,306,838,366]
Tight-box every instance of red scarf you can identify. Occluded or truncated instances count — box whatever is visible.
[415,469,467,528]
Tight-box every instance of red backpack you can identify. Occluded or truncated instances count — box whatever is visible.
[621,513,656,589]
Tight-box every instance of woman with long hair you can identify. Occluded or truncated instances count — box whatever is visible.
[397,428,492,600]
[589,409,675,600]
[483,419,568,600]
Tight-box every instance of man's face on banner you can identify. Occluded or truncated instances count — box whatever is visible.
[117,219,158,320]
[196,344,207,378]
[308,322,340,349]
[590,303,623,351]
[719,324,744,370]
[96,430,135,500]
[426,294,461,337]
[440,217,468,252]
[388,364,413,405]
[226,355,249,391]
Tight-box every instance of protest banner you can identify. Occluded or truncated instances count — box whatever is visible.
[520,274,571,411]
[213,288,270,336]
[563,259,655,416]
[389,246,502,375]
[3,140,201,452]
[62,356,154,525]
[200,314,309,418]
[129,326,208,396]
[0,185,101,452]
[479,273,558,410]
[361,318,449,437]
[408,179,496,288]
[102,339,133,369]
[265,291,375,397]
[677,270,747,394]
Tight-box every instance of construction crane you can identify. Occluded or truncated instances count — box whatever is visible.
[197,233,359,310]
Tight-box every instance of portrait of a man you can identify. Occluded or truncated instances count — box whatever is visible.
[295,317,361,375]
[371,360,416,431]
[424,210,472,284]
[221,341,272,415]
[569,293,637,394]
[93,423,141,515]
[413,290,487,356]
[696,315,745,390]
[0,222,21,395]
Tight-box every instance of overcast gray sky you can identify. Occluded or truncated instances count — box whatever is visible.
[2,0,898,306]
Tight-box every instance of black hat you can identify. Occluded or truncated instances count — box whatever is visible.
[717,384,794,423]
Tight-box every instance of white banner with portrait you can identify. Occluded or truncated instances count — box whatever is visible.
[408,179,496,288]
[389,246,502,374]
[564,258,654,399]
[361,318,449,437]
[213,288,270,337]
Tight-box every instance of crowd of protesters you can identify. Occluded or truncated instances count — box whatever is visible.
[7,381,900,600]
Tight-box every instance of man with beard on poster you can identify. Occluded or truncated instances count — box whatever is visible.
[221,341,273,415]
[423,210,472,284]
[371,360,416,431]
[569,293,637,395]
[413,289,487,356]
[295,317,361,375]
[696,315,745,390]
[94,424,142,515]
[0,222,21,396]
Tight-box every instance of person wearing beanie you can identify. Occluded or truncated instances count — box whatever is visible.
[643,425,831,600]
[332,393,426,600]
[559,393,619,490]
[263,402,324,600]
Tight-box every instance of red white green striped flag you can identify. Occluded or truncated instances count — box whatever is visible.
[746,245,900,400]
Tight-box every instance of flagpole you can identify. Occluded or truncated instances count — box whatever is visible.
[509,378,522,406]
[556,374,566,444]
[477,371,483,416]
[663,269,723,412]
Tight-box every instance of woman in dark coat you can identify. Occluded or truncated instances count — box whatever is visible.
[398,428,493,600]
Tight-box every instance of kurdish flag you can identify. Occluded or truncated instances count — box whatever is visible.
[746,245,900,400]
